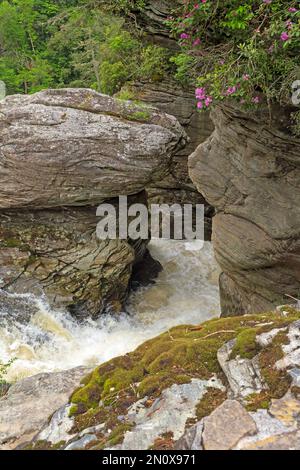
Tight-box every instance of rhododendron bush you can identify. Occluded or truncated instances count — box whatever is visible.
[167,0,300,121]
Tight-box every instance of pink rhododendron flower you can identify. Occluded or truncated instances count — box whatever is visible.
[281,32,289,41]
[263,0,271,4]
[252,96,260,104]
[226,86,237,95]
[195,87,206,99]
[197,101,203,109]
[288,8,297,12]
[243,74,250,81]
[180,33,190,40]
[205,96,213,107]
[193,38,201,46]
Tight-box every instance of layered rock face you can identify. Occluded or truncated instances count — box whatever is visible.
[0,88,186,316]
[189,104,300,315]
[0,88,186,209]
[136,0,181,49]
[128,79,214,238]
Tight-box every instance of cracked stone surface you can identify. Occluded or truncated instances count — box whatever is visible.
[0,367,88,450]
[276,321,300,370]
[0,88,187,209]
[235,409,297,449]
[202,400,257,450]
[114,377,225,450]
[217,339,265,398]
[0,198,151,317]
[174,421,204,450]
[269,392,300,427]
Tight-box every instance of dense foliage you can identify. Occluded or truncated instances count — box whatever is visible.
[0,0,169,95]
[167,0,300,111]
[0,0,299,131]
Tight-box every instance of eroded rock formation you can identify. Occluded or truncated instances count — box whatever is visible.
[0,88,186,316]
[0,88,186,209]
[126,79,214,238]
[189,104,300,315]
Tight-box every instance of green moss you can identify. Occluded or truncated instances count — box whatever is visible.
[230,328,261,359]
[115,88,135,101]
[127,110,151,122]
[67,308,300,443]
[245,330,292,411]
[138,372,191,398]
[259,331,291,399]
[195,387,227,420]
[245,391,271,412]
[24,440,66,451]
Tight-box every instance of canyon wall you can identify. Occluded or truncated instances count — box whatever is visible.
[189,103,300,315]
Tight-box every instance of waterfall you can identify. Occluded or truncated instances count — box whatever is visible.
[0,240,220,383]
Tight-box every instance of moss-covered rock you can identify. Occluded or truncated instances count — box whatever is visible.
[66,308,300,445]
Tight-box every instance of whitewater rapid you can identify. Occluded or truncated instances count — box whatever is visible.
[0,240,220,382]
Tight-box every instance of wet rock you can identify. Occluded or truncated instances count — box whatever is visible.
[0,88,186,209]
[189,103,300,315]
[130,249,162,290]
[0,367,89,450]
[202,400,257,450]
[217,339,265,398]
[0,290,41,324]
[0,206,139,317]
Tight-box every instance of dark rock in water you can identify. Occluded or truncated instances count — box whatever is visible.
[130,249,162,290]
[0,290,41,324]
[0,203,149,318]
[189,103,300,315]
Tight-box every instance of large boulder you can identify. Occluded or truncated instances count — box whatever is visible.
[0,367,90,450]
[0,89,187,316]
[189,104,300,315]
[0,88,187,209]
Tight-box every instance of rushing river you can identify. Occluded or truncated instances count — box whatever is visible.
[0,240,220,382]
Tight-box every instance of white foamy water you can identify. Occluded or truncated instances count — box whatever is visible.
[0,240,220,382]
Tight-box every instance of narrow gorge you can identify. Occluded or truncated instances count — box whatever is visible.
[0,0,299,454]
